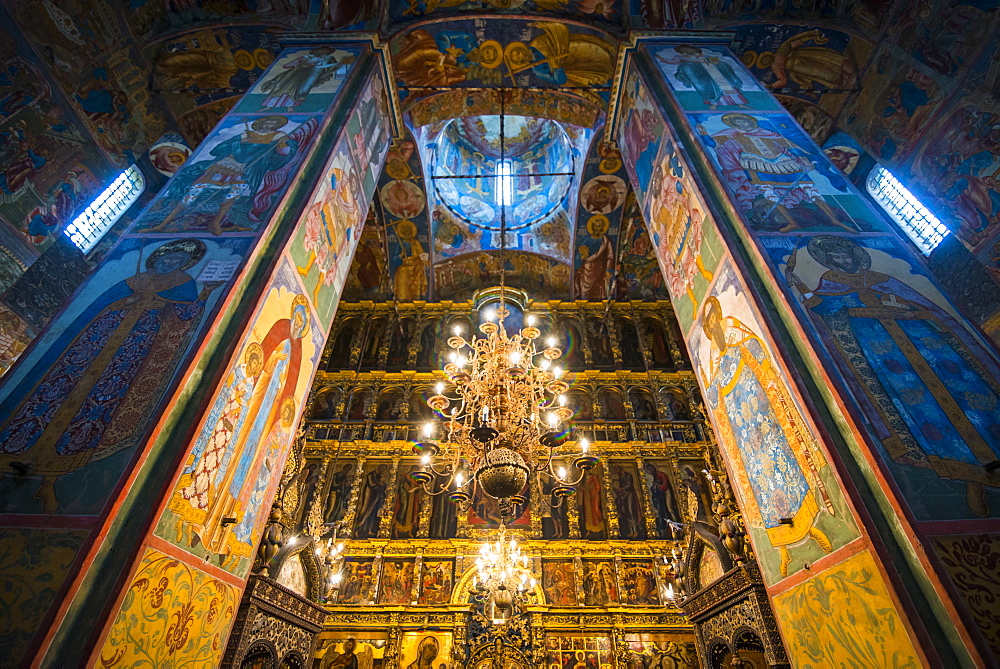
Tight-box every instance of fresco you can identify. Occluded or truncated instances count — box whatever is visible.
[620,99,725,329]
[771,549,920,668]
[390,20,617,105]
[542,560,577,606]
[932,533,1000,661]
[619,68,667,205]
[390,0,623,25]
[433,251,571,301]
[124,1,306,43]
[0,527,88,666]
[157,258,323,577]
[419,560,454,605]
[97,547,240,669]
[691,111,883,233]
[821,130,873,180]
[380,558,416,604]
[769,234,1000,520]
[377,133,431,302]
[8,3,170,164]
[0,236,248,515]
[232,47,359,115]
[407,88,603,130]
[724,26,864,104]
[616,193,668,301]
[399,631,455,668]
[544,635,613,669]
[135,114,320,235]
[650,44,774,111]
[343,209,388,301]
[0,306,34,378]
[291,71,391,323]
[0,20,114,256]
[689,260,859,581]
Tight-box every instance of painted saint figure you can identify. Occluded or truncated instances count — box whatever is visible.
[787,236,1000,516]
[258,48,354,111]
[701,113,853,232]
[700,296,832,576]
[145,116,316,235]
[611,463,646,540]
[657,45,750,109]
[355,463,389,538]
[170,295,311,561]
[577,468,606,540]
[643,462,681,538]
[392,464,423,538]
[0,240,211,513]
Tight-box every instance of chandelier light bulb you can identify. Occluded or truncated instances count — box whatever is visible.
[527,314,536,326]
[485,309,495,322]
[423,422,434,437]
[546,336,556,347]
[558,395,566,406]
[547,412,559,428]
[509,350,522,365]
[580,437,589,453]
[540,358,550,370]
[558,466,567,478]
[453,325,462,335]
[553,366,564,378]
[421,454,430,465]
[450,351,458,363]
[332,573,342,584]
[435,382,444,394]
[456,472,464,486]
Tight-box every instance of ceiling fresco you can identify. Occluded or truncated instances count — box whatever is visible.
[388,0,625,30]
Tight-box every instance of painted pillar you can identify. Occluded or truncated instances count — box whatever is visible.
[617,38,1000,667]
[0,37,394,667]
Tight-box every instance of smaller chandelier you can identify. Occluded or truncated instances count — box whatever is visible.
[409,300,597,518]
[472,526,536,624]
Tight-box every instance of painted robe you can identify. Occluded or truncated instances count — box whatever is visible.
[259,52,347,110]
[170,301,308,557]
[577,469,605,539]
[355,465,388,538]
[804,268,1000,495]
[392,468,423,538]
[0,261,206,511]
[662,52,747,107]
[704,316,823,555]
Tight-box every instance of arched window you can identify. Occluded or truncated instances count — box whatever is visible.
[866,165,948,255]
[64,165,145,253]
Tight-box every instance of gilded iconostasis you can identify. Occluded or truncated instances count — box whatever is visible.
[280,300,720,667]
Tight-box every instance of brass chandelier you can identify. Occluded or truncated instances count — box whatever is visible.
[409,300,597,516]
[472,525,536,625]
[409,93,596,517]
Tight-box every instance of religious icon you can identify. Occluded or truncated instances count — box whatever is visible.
[610,462,647,540]
[643,461,682,539]
[355,462,390,538]
[699,294,833,576]
[399,632,453,669]
[619,560,659,606]
[0,239,213,513]
[419,560,454,605]
[581,561,618,606]
[339,559,375,604]
[392,464,424,539]
[576,467,606,540]
[325,461,356,524]
[542,560,578,606]
[380,559,415,605]
[786,235,1000,517]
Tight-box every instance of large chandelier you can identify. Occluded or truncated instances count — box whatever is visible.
[409,297,597,518]
[472,525,536,624]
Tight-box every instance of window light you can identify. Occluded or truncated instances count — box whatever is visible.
[867,165,948,255]
[65,165,145,253]
[495,160,513,207]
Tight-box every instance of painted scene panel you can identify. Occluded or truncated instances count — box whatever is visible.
[339,558,376,605]
[544,635,613,669]
[134,115,321,235]
[623,633,698,668]
[232,47,360,115]
[419,560,454,605]
[315,632,389,668]
[289,72,391,325]
[0,236,250,516]
[542,560,578,606]
[380,558,415,605]
[156,257,324,578]
[689,259,859,583]
[767,234,1000,520]
[581,560,618,606]
[619,559,659,606]
[642,459,683,540]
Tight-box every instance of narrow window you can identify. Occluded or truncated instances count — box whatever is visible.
[867,165,948,255]
[495,160,513,207]
[64,165,145,253]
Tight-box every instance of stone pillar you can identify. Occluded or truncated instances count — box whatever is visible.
[617,37,1000,667]
[0,37,395,667]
